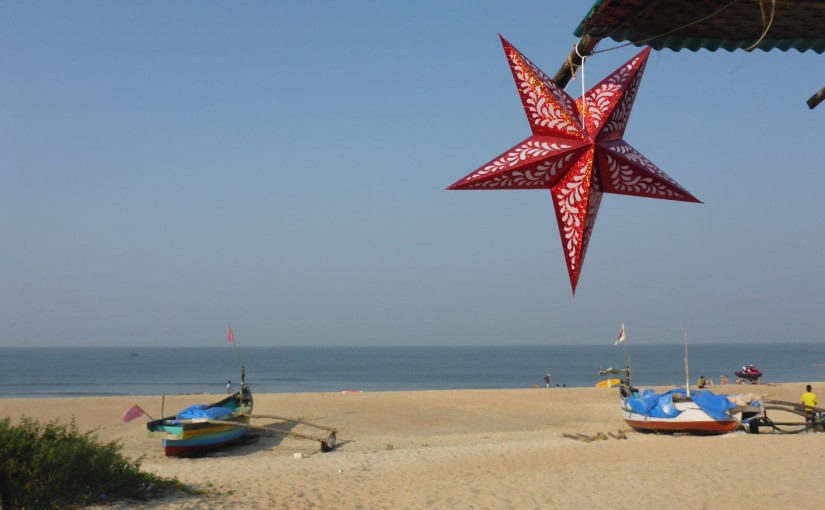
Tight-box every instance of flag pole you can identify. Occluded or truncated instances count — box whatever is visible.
[227,323,245,389]
[622,327,629,372]
[623,338,630,386]
[684,325,690,398]
[615,323,631,387]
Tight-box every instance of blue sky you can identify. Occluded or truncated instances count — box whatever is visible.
[2,1,824,347]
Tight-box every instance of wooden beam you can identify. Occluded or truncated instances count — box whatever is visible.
[807,85,825,110]
[551,35,602,88]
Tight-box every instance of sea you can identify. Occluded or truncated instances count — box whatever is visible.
[1,343,824,399]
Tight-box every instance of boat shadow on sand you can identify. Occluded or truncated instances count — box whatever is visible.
[175,419,342,459]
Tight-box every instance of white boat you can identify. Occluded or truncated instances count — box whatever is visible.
[622,388,741,434]
[618,325,741,434]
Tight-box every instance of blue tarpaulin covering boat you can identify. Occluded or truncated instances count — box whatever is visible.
[623,388,741,434]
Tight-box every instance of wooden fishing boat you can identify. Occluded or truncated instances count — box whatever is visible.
[596,365,630,389]
[145,328,336,455]
[147,385,253,456]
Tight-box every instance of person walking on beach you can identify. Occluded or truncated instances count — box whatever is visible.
[226,380,233,394]
[801,384,820,432]
[544,372,551,388]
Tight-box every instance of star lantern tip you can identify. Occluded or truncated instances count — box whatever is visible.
[447,39,700,294]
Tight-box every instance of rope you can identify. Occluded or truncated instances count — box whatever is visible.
[744,0,776,52]
[574,42,588,125]
[566,51,577,80]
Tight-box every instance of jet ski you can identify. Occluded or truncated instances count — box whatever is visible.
[734,364,763,384]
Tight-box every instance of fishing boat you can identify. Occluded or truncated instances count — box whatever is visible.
[144,327,338,455]
[595,378,621,388]
[147,384,253,456]
[596,365,630,389]
[618,326,740,434]
[621,387,741,434]
[145,380,340,455]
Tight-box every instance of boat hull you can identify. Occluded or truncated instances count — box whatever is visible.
[155,416,249,456]
[147,387,253,456]
[622,404,740,434]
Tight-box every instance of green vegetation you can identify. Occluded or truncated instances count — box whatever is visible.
[0,416,192,509]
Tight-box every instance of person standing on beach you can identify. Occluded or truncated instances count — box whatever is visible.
[544,372,551,388]
[226,380,233,394]
[801,384,819,432]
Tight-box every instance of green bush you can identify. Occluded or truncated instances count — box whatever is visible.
[0,416,191,509]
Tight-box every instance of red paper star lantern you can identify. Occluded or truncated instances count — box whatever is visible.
[447,36,700,294]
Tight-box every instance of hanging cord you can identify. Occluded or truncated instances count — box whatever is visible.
[591,0,742,56]
[566,37,599,82]
[744,0,776,52]
[574,42,588,125]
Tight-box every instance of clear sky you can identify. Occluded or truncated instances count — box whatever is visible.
[2,1,824,347]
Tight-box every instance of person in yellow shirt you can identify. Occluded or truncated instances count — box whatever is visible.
[801,384,819,432]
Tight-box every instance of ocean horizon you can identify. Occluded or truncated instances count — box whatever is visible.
[2,343,824,398]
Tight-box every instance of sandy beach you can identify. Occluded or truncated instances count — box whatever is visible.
[4,383,825,509]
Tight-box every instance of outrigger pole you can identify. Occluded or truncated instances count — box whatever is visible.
[201,419,337,452]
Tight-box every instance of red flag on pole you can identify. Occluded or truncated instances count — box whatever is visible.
[227,325,235,343]
[121,405,147,424]
[614,324,626,346]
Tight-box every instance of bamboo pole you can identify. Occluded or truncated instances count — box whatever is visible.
[251,414,338,433]
[205,419,337,451]
[764,399,825,414]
